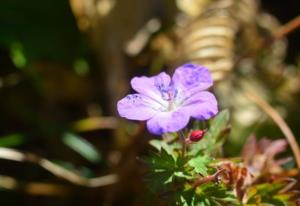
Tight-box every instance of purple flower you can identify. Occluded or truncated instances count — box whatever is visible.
[117,64,218,135]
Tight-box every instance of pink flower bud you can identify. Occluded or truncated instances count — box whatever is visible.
[189,130,206,142]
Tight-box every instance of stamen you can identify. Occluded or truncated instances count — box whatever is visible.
[154,78,178,111]
[158,85,177,101]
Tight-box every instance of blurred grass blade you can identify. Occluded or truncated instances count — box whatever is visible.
[72,117,118,132]
[0,133,24,147]
[62,132,101,163]
[10,42,27,68]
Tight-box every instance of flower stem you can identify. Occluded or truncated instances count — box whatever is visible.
[192,169,225,188]
[245,90,300,170]
[178,131,186,157]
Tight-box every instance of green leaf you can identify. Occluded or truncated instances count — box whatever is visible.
[207,109,230,143]
[255,182,284,196]
[10,42,27,68]
[0,133,24,147]
[144,145,188,193]
[149,139,177,160]
[190,110,230,156]
[174,171,193,180]
[145,147,176,171]
[144,148,177,192]
[62,132,101,163]
[188,155,212,176]
[180,191,211,206]
[245,182,297,206]
[149,139,170,153]
[145,169,175,192]
[179,182,239,206]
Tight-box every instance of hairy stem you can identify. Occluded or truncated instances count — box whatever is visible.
[178,131,186,157]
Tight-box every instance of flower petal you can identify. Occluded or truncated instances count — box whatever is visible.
[181,91,218,120]
[172,64,213,92]
[117,94,161,121]
[131,72,171,106]
[146,110,190,135]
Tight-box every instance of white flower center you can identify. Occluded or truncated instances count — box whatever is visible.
[156,84,181,112]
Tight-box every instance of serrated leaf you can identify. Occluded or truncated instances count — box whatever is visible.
[174,171,193,180]
[144,148,177,192]
[145,170,174,192]
[207,109,230,141]
[149,139,177,161]
[190,110,230,156]
[149,139,164,151]
[144,144,193,193]
[62,132,101,163]
[149,139,172,154]
[188,155,212,176]
[180,190,208,206]
[202,182,234,199]
[145,147,176,170]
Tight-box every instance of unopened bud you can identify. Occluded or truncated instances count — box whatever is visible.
[189,130,206,142]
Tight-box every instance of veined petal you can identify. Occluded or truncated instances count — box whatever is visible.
[181,91,218,120]
[117,94,161,121]
[172,64,213,92]
[146,110,190,135]
[131,72,170,106]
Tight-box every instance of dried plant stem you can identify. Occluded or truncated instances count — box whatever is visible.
[192,169,225,188]
[0,175,71,196]
[0,148,118,187]
[245,91,300,170]
[236,16,300,65]
[273,16,300,39]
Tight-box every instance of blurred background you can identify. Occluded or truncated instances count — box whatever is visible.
[0,0,299,205]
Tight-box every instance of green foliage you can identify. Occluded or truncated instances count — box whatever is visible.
[0,0,84,63]
[145,112,234,205]
[0,133,24,147]
[62,132,101,163]
[145,118,237,205]
[144,150,176,192]
[145,110,298,206]
[10,42,27,68]
[179,183,238,206]
[245,183,298,206]
[149,139,177,160]
[73,58,90,76]
[187,156,211,176]
[145,140,190,193]
[189,110,230,156]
